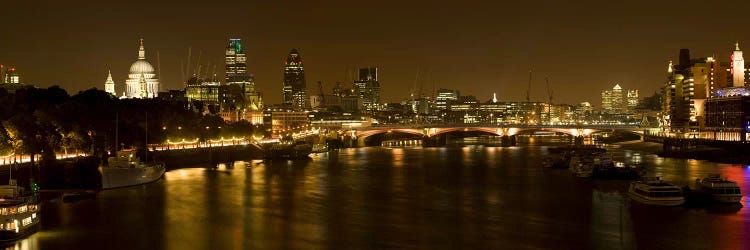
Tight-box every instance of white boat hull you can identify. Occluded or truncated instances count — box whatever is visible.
[99,164,165,190]
[628,192,685,206]
[710,194,743,203]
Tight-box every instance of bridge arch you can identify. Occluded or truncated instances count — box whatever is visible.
[355,128,425,140]
[510,128,602,137]
[428,127,501,137]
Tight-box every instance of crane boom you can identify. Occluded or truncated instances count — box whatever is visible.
[317,81,325,106]
[526,70,532,102]
[545,77,553,124]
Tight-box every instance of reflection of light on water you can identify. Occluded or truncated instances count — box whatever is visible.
[631,153,642,164]
[391,148,404,168]
[687,159,698,168]
[5,232,40,250]
[486,147,497,166]
[164,169,190,180]
[590,189,633,248]
[654,156,663,165]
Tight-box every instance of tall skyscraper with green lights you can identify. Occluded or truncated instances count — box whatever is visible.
[225,38,250,85]
[225,38,263,114]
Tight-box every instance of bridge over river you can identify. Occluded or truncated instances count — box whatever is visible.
[329,124,644,147]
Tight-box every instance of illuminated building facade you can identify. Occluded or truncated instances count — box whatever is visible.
[0,65,23,93]
[706,57,729,97]
[282,49,307,110]
[1,66,19,84]
[125,39,159,98]
[436,89,460,111]
[664,46,734,134]
[263,106,309,136]
[704,87,750,141]
[730,42,746,87]
[185,76,226,114]
[353,67,381,111]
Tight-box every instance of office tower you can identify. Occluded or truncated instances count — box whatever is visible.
[353,67,380,111]
[225,38,250,85]
[225,38,263,112]
[283,49,307,110]
[601,84,623,114]
[436,89,460,111]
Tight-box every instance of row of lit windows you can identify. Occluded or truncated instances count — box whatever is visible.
[0,213,35,231]
[0,204,32,216]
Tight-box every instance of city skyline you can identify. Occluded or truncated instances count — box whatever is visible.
[2,1,750,105]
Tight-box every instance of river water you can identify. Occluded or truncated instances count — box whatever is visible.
[7,138,750,249]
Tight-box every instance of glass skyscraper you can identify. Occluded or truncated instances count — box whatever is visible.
[283,49,307,110]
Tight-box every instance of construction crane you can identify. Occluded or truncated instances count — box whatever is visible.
[545,77,553,124]
[317,81,325,106]
[526,70,532,102]
[410,68,420,102]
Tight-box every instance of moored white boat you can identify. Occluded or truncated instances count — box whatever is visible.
[99,150,165,190]
[628,177,685,206]
[0,180,40,242]
[696,174,743,203]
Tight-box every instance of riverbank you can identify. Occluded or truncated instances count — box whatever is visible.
[151,144,265,170]
[0,144,266,192]
[612,140,750,165]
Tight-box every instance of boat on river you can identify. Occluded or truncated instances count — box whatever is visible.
[264,142,312,159]
[546,145,606,171]
[99,150,165,190]
[569,155,594,177]
[593,162,644,180]
[628,177,685,206]
[0,180,40,242]
[695,174,743,203]
[548,145,606,154]
[569,152,612,177]
[542,155,569,169]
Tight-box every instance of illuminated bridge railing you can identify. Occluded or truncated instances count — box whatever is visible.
[365,123,641,130]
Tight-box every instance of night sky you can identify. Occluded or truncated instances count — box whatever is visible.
[2,0,749,105]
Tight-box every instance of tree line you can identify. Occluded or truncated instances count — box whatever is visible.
[0,86,267,166]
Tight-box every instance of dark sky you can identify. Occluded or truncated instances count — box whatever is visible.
[2,0,749,105]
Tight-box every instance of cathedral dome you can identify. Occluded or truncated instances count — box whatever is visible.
[129,60,155,75]
[124,39,160,99]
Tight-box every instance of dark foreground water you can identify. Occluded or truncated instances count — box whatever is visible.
[8,141,750,249]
